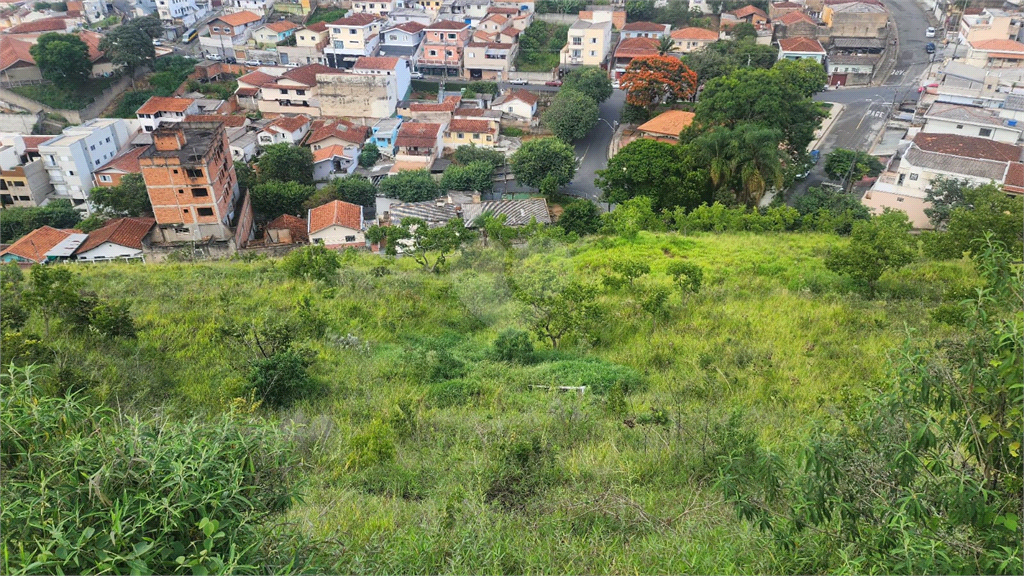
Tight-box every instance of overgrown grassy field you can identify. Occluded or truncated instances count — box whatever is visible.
[38,230,978,573]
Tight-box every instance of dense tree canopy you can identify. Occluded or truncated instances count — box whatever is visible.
[441,161,494,193]
[695,67,825,152]
[771,57,828,98]
[99,17,159,83]
[453,145,505,169]
[557,199,602,236]
[88,174,152,217]
[378,169,440,202]
[597,138,706,211]
[257,144,314,185]
[687,124,785,206]
[824,148,885,183]
[922,183,1024,260]
[561,67,613,103]
[825,210,915,294]
[510,137,576,190]
[0,199,82,242]
[30,33,91,85]
[303,176,376,211]
[542,89,599,142]
[249,179,315,220]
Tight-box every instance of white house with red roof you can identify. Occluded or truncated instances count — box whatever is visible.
[777,37,827,63]
[257,114,312,146]
[308,199,365,247]
[237,64,345,116]
[492,89,537,121]
[73,217,157,262]
[965,39,1024,69]
[395,121,445,165]
[93,146,148,188]
[312,144,360,180]
[305,118,371,151]
[351,56,412,101]
[136,96,201,133]
[380,21,426,57]
[669,27,719,53]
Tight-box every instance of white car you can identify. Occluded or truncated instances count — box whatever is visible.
[245,60,261,67]
[926,27,936,38]
[283,62,300,67]
[410,71,424,79]
[509,78,528,85]
[152,39,163,46]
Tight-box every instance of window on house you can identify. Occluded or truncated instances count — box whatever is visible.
[472,133,479,139]
[909,173,919,181]
[94,159,100,165]
[590,50,596,56]
[457,132,464,138]
[448,33,456,39]
[100,175,112,182]
[591,37,596,43]
[191,187,208,197]
[956,124,964,129]
[90,144,95,150]
[430,49,437,55]
[345,235,356,242]
[197,207,214,216]
[980,128,992,137]
[105,137,110,143]
[68,170,75,176]
[296,89,305,95]
[350,28,356,33]
[185,168,203,178]
[173,169,179,174]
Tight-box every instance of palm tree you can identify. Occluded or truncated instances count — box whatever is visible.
[727,124,785,207]
[657,35,676,56]
[690,127,735,189]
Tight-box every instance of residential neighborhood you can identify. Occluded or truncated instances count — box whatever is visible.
[1,0,1022,571]
[0,0,1020,265]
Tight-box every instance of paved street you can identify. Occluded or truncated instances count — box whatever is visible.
[563,89,626,200]
[788,0,935,200]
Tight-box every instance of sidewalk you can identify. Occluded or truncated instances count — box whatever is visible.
[808,102,845,152]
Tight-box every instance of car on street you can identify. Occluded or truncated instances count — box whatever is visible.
[206,53,222,61]
[245,60,261,67]
[509,78,528,85]
[926,26,936,38]
[152,39,163,46]
[283,62,300,67]
[925,42,936,54]
[411,71,424,79]
[545,80,562,87]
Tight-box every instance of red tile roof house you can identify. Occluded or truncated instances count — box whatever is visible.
[256,114,312,146]
[304,118,371,152]
[136,96,201,133]
[93,146,149,188]
[307,199,365,248]
[612,37,659,81]
[620,21,670,39]
[73,217,157,262]
[394,121,445,164]
[265,213,309,244]
[492,89,537,120]
[777,37,827,64]
[0,226,83,265]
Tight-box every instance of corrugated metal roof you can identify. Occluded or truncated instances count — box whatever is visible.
[45,233,89,257]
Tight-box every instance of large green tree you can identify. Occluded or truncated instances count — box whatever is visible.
[825,210,916,295]
[557,199,601,236]
[99,19,158,86]
[922,184,1023,260]
[695,67,825,152]
[366,217,475,272]
[922,176,972,229]
[256,144,314,185]
[378,169,439,202]
[249,179,315,220]
[542,89,599,142]
[683,49,734,84]
[824,148,885,185]
[29,33,91,85]
[302,176,376,211]
[688,123,785,206]
[771,57,828,97]
[440,161,494,193]
[453,145,505,169]
[510,137,576,190]
[561,67,613,103]
[597,138,706,210]
[0,199,82,242]
[88,173,151,217]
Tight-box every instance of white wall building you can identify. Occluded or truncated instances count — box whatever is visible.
[38,119,133,215]
[157,0,204,26]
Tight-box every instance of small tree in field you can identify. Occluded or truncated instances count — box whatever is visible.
[825,210,915,296]
[666,261,703,294]
[281,244,343,282]
[367,217,475,273]
[22,265,82,338]
[509,263,600,348]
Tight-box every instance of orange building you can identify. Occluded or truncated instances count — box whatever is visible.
[139,121,247,244]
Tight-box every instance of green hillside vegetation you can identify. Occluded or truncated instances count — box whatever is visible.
[3,201,1021,574]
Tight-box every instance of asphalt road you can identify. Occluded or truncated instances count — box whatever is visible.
[563,89,626,201]
[787,0,935,201]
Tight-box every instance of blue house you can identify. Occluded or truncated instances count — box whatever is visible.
[371,117,403,157]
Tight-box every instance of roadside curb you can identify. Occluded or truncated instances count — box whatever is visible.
[809,102,845,152]
[872,19,900,85]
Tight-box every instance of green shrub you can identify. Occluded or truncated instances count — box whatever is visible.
[426,348,466,382]
[666,261,703,293]
[245,348,316,409]
[484,432,557,510]
[281,244,343,282]
[1,365,302,575]
[492,328,534,363]
[527,358,642,395]
[88,300,136,338]
[500,126,524,137]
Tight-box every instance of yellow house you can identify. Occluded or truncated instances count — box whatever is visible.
[443,118,498,150]
[560,19,612,67]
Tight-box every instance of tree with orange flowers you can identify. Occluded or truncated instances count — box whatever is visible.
[618,55,698,112]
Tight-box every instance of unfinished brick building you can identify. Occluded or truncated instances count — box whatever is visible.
[139,121,253,246]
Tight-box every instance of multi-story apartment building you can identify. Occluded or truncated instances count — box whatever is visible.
[463,41,516,80]
[560,19,612,68]
[620,21,670,39]
[380,21,426,57]
[157,0,204,26]
[38,119,133,214]
[959,8,1022,44]
[279,21,329,65]
[136,96,201,133]
[139,121,247,243]
[417,20,471,77]
[351,56,412,101]
[225,0,276,17]
[253,63,344,116]
[0,134,53,208]
[351,0,401,16]
[324,13,383,68]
